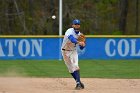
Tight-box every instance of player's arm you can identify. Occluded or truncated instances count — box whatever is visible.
[68,35,77,44]
[68,35,85,47]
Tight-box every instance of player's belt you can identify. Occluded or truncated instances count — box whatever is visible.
[62,49,73,51]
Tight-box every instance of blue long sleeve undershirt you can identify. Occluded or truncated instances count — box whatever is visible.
[68,35,85,50]
[68,35,78,44]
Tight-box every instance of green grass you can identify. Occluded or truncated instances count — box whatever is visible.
[0,60,140,78]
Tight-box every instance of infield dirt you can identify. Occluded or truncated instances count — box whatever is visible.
[0,77,140,93]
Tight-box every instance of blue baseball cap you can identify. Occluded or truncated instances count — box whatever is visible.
[72,19,80,25]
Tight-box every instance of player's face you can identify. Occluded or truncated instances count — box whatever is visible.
[72,24,80,30]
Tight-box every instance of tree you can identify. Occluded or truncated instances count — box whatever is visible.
[135,0,139,34]
[7,0,15,34]
[119,0,128,34]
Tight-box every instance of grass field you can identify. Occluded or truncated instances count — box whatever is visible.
[0,60,140,79]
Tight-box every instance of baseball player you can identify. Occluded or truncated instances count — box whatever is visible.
[61,19,85,90]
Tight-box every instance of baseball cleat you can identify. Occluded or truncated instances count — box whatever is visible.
[80,82,84,89]
[75,83,84,90]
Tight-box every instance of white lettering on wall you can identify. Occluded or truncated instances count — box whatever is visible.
[18,39,30,57]
[130,39,140,56]
[118,39,129,57]
[31,39,43,56]
[0,39,43,57]
[5,39,16,56]
[0,43,5,56]
[105,39,116,56]
[105,39,140,57]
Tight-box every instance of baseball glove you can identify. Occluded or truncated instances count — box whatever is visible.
[77,34,86,42]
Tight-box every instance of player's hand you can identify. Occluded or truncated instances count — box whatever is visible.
[78,41,85,47]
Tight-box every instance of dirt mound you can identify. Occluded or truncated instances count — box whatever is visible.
[0,77,140,93]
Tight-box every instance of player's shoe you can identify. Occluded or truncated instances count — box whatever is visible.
[80,82,84,89]
[75,82,84,90]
